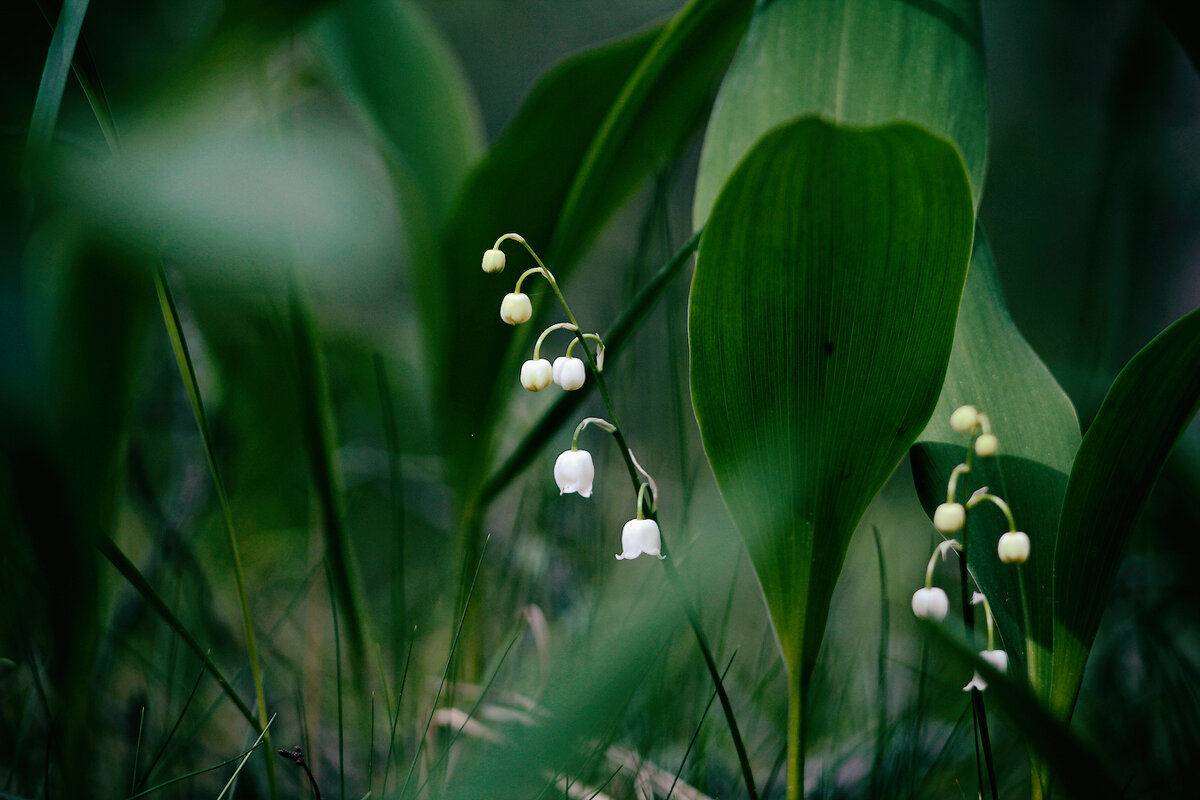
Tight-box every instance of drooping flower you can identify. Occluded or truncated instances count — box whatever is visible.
[997,531,1030,563]
[963,649,1008,692]
[975,433,999,458]
[520,359,553,391]
[949,405,979,433]
[615,518,662,560]
[482,248,506,274]
[933,502,966,533]
[552,356,586,391]
[554,449,594,498]
[500,292,532,325]
[911,587,950,621]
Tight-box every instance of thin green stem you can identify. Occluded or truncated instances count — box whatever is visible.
[516,238,758,800]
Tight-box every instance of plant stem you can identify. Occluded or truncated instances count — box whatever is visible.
[523,240,758,800]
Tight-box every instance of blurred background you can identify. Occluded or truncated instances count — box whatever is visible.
[1,1,1198,798]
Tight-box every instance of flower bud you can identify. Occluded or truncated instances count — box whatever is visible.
[552,356,586,391]
[975,433,999,458]
[997,531,1030,563]
[500,292,532,325]
[933,502,965,533]
[911,587,949,621]
[949,404,979,433]
[554,449,594,498]
[616,518,662,561]
[481,248,506,274]
[520,359,553,391]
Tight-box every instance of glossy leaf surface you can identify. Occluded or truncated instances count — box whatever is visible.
[1051,307,1200,719]
[694,0,987,225]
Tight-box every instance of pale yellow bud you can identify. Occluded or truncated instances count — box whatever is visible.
[975,434,999,458]
[997,531,1030,563]
[950,404,979,433]
[933,502,965,533]
[500,292,532,325]
[481,248,506,273]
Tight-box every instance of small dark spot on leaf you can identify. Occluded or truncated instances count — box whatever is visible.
[822,341,834,356]
[897,426,908,437]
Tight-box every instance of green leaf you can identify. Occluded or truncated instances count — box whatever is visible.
[693,0,988,225]
[549,0,756,263]
[314,0,484,226]
[25,0,91,163]
[911,228,1080,699]
[689,117,974,795]
[1051,306,1200,720]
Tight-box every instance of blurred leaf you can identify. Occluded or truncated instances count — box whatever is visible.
[923,622,1120,799]
[1051,306,1200,720]
[912,229,1080,698]
[25,0,90,163]
[549,0,755,263]
[314,0,484,226]
[689,117,974,791]
[434,22,658,487]
[693,0,988,226]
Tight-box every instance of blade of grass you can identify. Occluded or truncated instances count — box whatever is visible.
[33,0,118,150]
[136,665,206,791]
[24,0,90,165]
[123,728,273,800]
[373,353,409,680]
[216,715,277,800]
[325,567,347,800]
[97,534,259,729]
[131,706,145,793]
[398,536,490,800]
[154,266,276,796]
[666,655,735,800]
[288,276,370,677]
[381,629,417,798]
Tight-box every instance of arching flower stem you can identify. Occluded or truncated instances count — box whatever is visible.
[966,491,1018,532]
[533,322,579,361]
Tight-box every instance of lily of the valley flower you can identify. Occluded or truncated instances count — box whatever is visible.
[975,433,999,457]
[552,356,586,390]
[616,518,662,560]
[963,649,1008,692]
[520,359,553,391]
[482,248,506,274]
[554,449,594,497]
[911,587,950,621]
[949,404,979,433]
[997,530,1030,563]
[933,502,965,533]
[500,292,532,325]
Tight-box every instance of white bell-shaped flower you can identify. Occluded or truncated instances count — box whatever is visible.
[975,433,999,458]
[552,356,586,391]
[481,248,506,274]
[997,531,1030,563]
[963,649,1008,692]
[554,449,594,498]
[949,404,979,433]
[500,292,532,325]
[911,587,950,621]
[616,518,662,561]
[933,502,966,533]
[520,359,553,391]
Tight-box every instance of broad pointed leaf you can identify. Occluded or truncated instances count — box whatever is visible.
[694,0,988,226]
[689,117,974,794]
[912,229,1080,699]
[1051,307,1200,720]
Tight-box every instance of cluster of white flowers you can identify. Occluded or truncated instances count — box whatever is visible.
[911,405,1033,693]
[484,235,662,562]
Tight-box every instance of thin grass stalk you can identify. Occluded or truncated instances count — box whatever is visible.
[136,665,206,790]
[154,268,277,797]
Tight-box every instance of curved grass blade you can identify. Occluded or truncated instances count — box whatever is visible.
[694,0,988,225]
[24,0,90,165]
[1051,306,1200,720]
[911,229,1081,699]
[689,117,974,798]
[97,535,260,730]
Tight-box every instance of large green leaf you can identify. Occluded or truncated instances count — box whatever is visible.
[549,0,755,262]
[693,0,988,226]
[1051,307,1200,720]
[689,117,974,796]
[911,228,1080,698]
[314,0,484,226]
